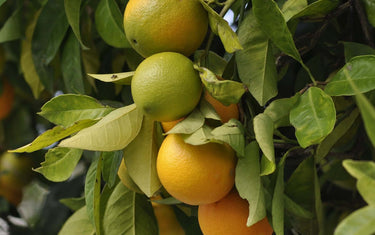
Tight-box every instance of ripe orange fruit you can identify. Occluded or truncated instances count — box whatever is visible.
[198,190,274,235]
[123,0,208,58]
[0,152,34,206]
[156,134,236,205]
[204,90,239,123]
[131,52,202,122]
[151,196,185,235]
[0,80,14,120]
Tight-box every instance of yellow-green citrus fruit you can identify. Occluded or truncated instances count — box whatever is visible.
[198,190,274,235]
[156,134,236,205]
[0,80,14,120]
[123,0,208,57]
[131,52,202,122]
[0,152,34,206]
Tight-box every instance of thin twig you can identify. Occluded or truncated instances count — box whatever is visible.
[353,0,374,47]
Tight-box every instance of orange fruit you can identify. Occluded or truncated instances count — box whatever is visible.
[123,0,208,58]
[131,52,202,122]
[0,80,14,120]
[204,90,239,123]
[0,152,34,206]
[151,196,185,235]
[156,134,236,205]
[198,190,274,235]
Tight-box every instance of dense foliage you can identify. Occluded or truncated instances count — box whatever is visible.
[0,0,375,234]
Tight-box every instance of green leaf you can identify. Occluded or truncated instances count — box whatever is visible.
[334,205,375,235]
[196,66,246,106]
[123,116,162,197]
[34,147,83,182]
[95,0,130,48]
[361,0,375,27]
[290,87,336,148]
[290,0,339,20]
[325,56,375,96]
[0,0,6,7]
[284,194,314,219]
[264,94,300,128]
[39,94,115,127]
[254,113,275,169]
[236,12,278,106]
[199,98,221,121]
[281,0,308,21]
[210,119,245,157]
[194,50,227,76]
[166,109,205,135]
[343,160,375,205]
[235,142,266,226]
[101,151,123,188]
[315,109,360,162]
[10,119,98,153]
[85,157,103,233]
[64,0,88,48]
[354,92,375,147]
[61,31,85,94]
[59,104,143,151]
[260,154,276,176]
[272,152,287,235]
[0,7,22,43]
[199,0,243,53]
[21,11,45,98]
[59,197,86,211]
[182,125,213,145]
[102,183,158,235]
[32,0,70,91]
[88,72,134,85]
[58,206,95,235]
[342,42,375,62]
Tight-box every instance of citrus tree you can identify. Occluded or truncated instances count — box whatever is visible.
[1,0,375,234]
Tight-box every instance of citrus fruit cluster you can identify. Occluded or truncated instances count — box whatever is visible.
[123,0,273,233]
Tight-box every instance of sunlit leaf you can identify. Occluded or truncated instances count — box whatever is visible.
[334,205,375,235]
[361,0,375,27]
[194,50,227,76]
[325,56,375,96]
[88,72,134,85]
[59,197,86,212]
[59,104,143,151]
[10,119,98,153]
[211,119,245,157]
[264,94,300,128]
[34,147,83,182]
[102,183,157,235]
[354,92,375,147]
[59,206,95,235]
[291,0,339,20]
[123,116,162,197]
[39,94,114,127]
[290,87,336,148]
[199,0,242,53]
[166,109,205,135]
[235,142,266,226]
[95,0,130,48]
[236,12,277,106]
[85,157,102,233]
[254,113,275,166]
[281,0,308,21]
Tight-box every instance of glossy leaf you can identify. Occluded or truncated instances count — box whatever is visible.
[88,72,134,85]
[102,183,157,235]
[315,109,360,162]
[58,206,95,235]
[290,87,336,148]
[325,56,375,96]
[85,157,102,233]
[21,11,45,98]
[64,0,88,48]
[196,66,246,106]
[254,113,275,166]
[35,147,83,182]
[199,0,242,53]
[236,12,278,106]
[281,0,308,21]
[59,104,143,151]
[95,0,130,48]
[291,0,339,20]
[32,0,69,91]
[264,94,300,128]
[39,94,114,127]
[61,31,85,94]
[334,205,375,235]
[0,7,22,43]
[10,119,98,153]
[123,116,162,197]
[235,142,266,226]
